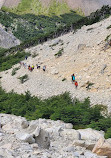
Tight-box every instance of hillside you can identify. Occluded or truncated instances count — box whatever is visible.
[0,10,83,43]
[1,0,111,15]
[1,15,111,113]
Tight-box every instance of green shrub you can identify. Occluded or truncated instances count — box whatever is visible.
[62,78,66,81]
[18,74,29,83]
[32,53,39,58]
[107,25,111,29]
[0,50,30,71]
[86,81,94,90]
[105,127,111,139]
[54,48,64,57]
[11,67,20,76]
[0,86,111,138]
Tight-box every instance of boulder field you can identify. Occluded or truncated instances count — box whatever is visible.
[0,113,111,158]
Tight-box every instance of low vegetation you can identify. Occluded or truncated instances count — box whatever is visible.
[18,74,29,83]
[2,0,71,16]
[0,87,110,138]
[0,5,111,140]
[0,48,30,71]
[11,66,20,76]
[54,48,64,57]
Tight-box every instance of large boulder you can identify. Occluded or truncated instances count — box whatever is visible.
[92,138,111,157]
[60,129,81,140]
[16,133,35,144]
[77,128,104,141]
[73,140,96,150]
[35,129,50,149]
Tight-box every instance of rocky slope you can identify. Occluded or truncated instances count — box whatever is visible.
[1,0,111,15]
[0,113,111,158]
[0,26,20,48]
[1,15,111,112]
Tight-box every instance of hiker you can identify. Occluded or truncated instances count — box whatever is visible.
[43,65,46,72]
[24,63,27,69]
[32,65,34,70]
[36,64,40,69]
[75,81,78,89]
[71,74,75,83]
[28,65,32,72]
[25,56,28,60]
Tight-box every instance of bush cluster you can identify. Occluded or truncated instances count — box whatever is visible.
[0,48,30,71]
[0,88,110,138]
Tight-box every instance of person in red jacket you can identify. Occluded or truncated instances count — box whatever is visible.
[75,81,78,89]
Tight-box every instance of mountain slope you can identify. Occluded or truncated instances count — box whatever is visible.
[2,0,111,15]
[1,15,111,112]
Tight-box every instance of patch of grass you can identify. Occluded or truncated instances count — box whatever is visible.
[0,49,30,71]
[11,66,20,76]
[32,53,39,58]
[18,74,29,83]
[2,0,71,16]
[54,48,64,57]
[86,81,94,90]
[107,25,111,29]
[87,27,93,31]
[105,34,111,41]
[62,78,66,81]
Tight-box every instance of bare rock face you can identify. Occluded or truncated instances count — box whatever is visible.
[60,129,81,140]
[0,0,5,9]
[3,0,21,8]
[92,138,111,157]
[77,128,104,141]
[0,27,20,48]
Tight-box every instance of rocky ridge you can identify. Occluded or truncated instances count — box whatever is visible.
[0,113,111,158]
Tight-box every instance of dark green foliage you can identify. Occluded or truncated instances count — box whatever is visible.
[0,49,30,71]
[62,78,66,81]
[105,128,111,139]
[107,25,111,29]
[18,74,29,83]
[88,118,111,132]
[0,5,111,52]
[0,87,111,138]
[54,48,64,57]
[86,81,94,90]
[0,10,82,42]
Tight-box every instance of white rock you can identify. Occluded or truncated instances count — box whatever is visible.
[16,133,35,144]
[21,120,29,129]
[63,146,75,152]
[60,129,81,140]
[77,128,104,141]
